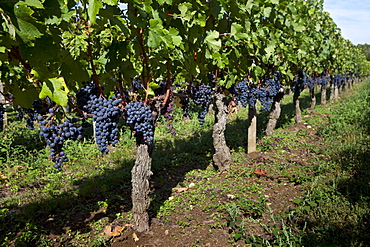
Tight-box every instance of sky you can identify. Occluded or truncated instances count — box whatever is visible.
[323,0,370,45]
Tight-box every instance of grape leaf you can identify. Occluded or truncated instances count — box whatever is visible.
[39,78,69,107]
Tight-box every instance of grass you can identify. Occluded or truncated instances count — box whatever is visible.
[0,79,369,246]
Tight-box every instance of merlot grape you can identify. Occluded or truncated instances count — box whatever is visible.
[124,101,154,145]
[39,115,84,170]
[76,82,123,154]
[191,83,214,125]
[86,95,122,154]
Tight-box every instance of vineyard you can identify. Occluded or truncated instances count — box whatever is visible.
[1,0,370,246]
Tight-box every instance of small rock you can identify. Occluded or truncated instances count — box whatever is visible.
[227,194,235,199]
[188,182,195,188]
[168,196,174,201]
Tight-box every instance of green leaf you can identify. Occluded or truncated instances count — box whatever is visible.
[172,35,182,46]
[148,30,162,48]
[205,30,221,56]
[14,3,43,43]
[292,198,302,204]
[11,86,39,108]
[148,19,165,48]
[234,231,243,241]
[281,169,287,176]
[149,82,160,90]
[102,0,118,5]
[264,43,275,60]
[225,74,236,88]
[39,78,69,107]
[168,28,182,46]
[231,23,248,40]
[178,2,193,22]
[308,201,317,207]
[293,22,305,32]
[263,7,272,18]
[149,18,162,31]
[88,0,103,24]
[1,12,16,38]
[24,0,44,8]
[245,1,254,14]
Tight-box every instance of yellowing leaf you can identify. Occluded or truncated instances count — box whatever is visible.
[133,232,139,242]
[39,78,69,107]
[173,187,188,192]
[104,225,124,237]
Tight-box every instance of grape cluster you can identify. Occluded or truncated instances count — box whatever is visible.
[258,77,281,111]
[76,82,123,154]
[232,78,249,107]
[25,108,36,130]
[20,99,53,130]
[207,73,217,86]
[180,96,190,117]
[86,95,122,154]
[16,106,24,121]
[191,83,214,125]
[306,76,314,90]
[232,74,281,110]
[76,81,99,111]
[248,86,259,107]
[291,70,307,93]
[231,79,259,108]
[124,101,154,145]
[310,73,328,89]
[319,74,328,89]
[38,110,84,170]
[132,78,144,91]
[0,103,4,132]
[331,73,345,87]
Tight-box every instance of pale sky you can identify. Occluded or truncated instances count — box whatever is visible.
[323,0,370,45]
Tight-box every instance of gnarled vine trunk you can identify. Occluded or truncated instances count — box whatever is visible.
[266,90,284,136]
[330,84,335,104]
[321,85,326,106]
[212,89,232,171]
[247,105,257,153]
[334,84,339,101]
[293,90,302,123]
[309,87,316,111]
[132,143,153,232]
[344,79,349,93]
